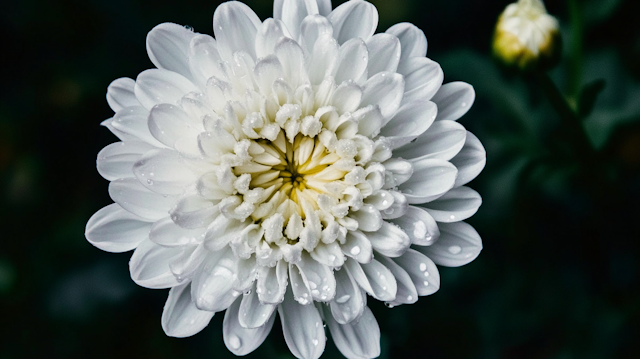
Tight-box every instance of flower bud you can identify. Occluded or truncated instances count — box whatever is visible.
[493,0,561,71]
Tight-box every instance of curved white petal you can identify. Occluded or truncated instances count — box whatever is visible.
[389,205,439,246]
[135,69,199,110]
[307,33,339,85]
[149,217,204,247]
[346,258,396,301]
[299,15,333,54]
[106,78,138,112]
[85,203,152,253]
[417,221,482,267]
[147,23,197,81]
[191,247,240,311]
[133,149,198,196]
[386,22,428,64]
[330,268,365,324]
[297,252,336,301]
[451,131,486,187]
[97,141,153,181]
[110,106,165,147]
[278,0,320,39]
[349,204,382,232]
[170,194,220,229]
[396,120,466,161]
[422,186,482,223]
[108,178,175,220]
[431,82,475,122]
[188,34,227,87]
[327,0,378,44]
[310,241,345,268]
[239,285,277,329]
[130,238,182,288]
[393,248,440,296]
[256,19,292,59]
[213,1,262,61]
[366,33,401,76]
[279,288,326,359]
[257,260,288,304]
[380,100,437,149]
[162,282,214,338]
[224,296,276,355]
[400,159,458,204]
[342,230,373,264]
[364,221,410,258]
[377,255,418,306]
[324,306,380,359]
[275,37,309,88]
[361,72,404,120]
[399,57,443,104]
[148,104,203,152]
[333,38,368,85]
[275,0,332,19]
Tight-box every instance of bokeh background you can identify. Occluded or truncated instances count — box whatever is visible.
[2,0,640,358]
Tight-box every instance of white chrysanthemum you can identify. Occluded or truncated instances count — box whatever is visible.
[86,0,486,358]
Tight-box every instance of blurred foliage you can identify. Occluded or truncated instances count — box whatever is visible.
[1,0,640,358]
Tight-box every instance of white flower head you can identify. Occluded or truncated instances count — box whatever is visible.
[493,0,561,70]
[86,0,486,358]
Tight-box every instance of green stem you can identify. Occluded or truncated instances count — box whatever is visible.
[536,72,595,159]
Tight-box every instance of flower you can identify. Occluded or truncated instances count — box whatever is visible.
[493,0,560,70]
[85,0,486,358]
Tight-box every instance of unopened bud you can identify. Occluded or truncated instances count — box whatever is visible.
[493,0,561,71]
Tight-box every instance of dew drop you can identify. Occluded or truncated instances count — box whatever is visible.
[146,179,154,185]
[336,295,351,304]
[384,302,394,308]
[350,246,361,256]
[449,214,456,220]
[312,339,319,346]
[407,295,413,301]
[228,335,241,350]
[461,102,467,107]
[448,245,462,255]
[423,281,429,286]
[309,282,317,290]
[419,263,427,272]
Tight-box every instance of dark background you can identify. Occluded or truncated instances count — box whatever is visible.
[1,0,640,358]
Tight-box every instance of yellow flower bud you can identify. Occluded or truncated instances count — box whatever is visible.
[493,0,561,71]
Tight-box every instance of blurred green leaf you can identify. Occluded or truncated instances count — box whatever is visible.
[578,79,606,118]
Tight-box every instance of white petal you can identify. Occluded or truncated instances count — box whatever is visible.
[213,1,262,60]
[431,82,475,122]
[366,33,401,76]
[148,103,202,151]
[331,82,363,114]
[278,0,320,39]
[393,248,440,296]
[134,69,199,110]
[297,252,335,301]
[386,23,427,64]
[310,241,345,268]
[451,131,486,187]
[97,141,154,181]
[162,282,214,337]
[332,38,368,85]
[275,0,332,18]
[188,34,226,87]
[364,221,410,257]
[275,38,309,88]
[377,255,418,306]
[255,55,285,95]
[330,268,365,325]
[85,203,152,253]
[110,106,164,147]
[108,178,175,220]
[106,78,138,112]
[130,238,182,288]
[395,120,466,161]
[224,296,276,355]
[399,58,443,103]
[324,306,380,359]
[422,186,482,223]
[307,33,339,85]
[289,262,313,305]
[279,288,326,359]
[360,72,404,120]
[146,23,197,81]
[327,0,378,45]
[345,258,396,301]
[257,260,288,304]
[342,230,373,263]
[132,148,197,196]
[256,18,292,58]
[299,15,333,54]
[169,243,208,282]
[389,205,439,246]
[149,217,203,247]
[354,105,384,138]
[239,285,277,329]
[170,194,220,229]
[417,221,482,267]
[204,216,248,252]
[380,100,437,149]
[400,159,457,204]
[349,204,382,232]
[191,248,239,311]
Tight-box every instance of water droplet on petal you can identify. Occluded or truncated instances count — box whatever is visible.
[228,335,241,350]
[312,339,319,346]
[350,246,361,256]
[384,302,394,308]
[419,263,427,271]
[407,295,413,301]
[448,245,462,255]
[336,295,351,303]
[146,179,154,185]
